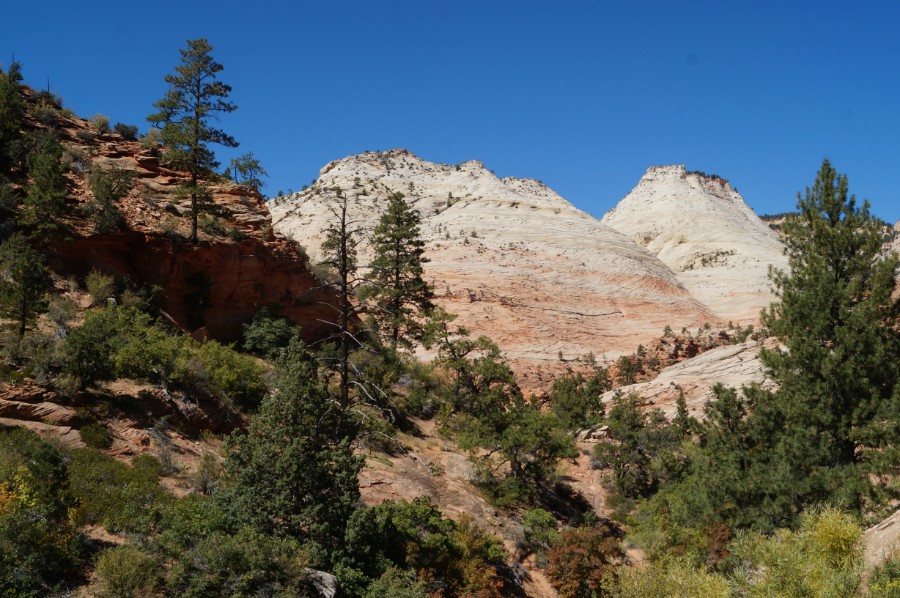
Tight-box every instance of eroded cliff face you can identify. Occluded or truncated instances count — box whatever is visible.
[25,101,337,344]
[49,234,333,342]
[269,150,716,387]
[601,165,787,322]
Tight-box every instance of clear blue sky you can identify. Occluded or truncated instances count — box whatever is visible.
[4,1,899,223]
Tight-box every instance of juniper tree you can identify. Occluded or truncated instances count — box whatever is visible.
[86,167,131,233]
[365,192,434,350]
[148,38,238,243]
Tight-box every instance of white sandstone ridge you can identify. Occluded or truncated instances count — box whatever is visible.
[601,338,778,418]
[268,150,715,387]
[601,165,787,322]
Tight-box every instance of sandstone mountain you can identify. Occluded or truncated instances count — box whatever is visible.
[601,165,787,322]
[268,150,717,387]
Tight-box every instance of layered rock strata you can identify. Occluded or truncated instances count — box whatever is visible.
[269,150,716,383]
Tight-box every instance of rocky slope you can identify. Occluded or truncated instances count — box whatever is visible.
[269,150,717,386]
[13,93,337,343]
[601,165,787,322]
[600,337,778,418]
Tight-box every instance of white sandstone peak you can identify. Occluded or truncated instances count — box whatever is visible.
[602,165,787,322]
[269,152,716,387]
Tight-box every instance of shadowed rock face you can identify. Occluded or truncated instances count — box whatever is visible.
[49,234,335,343]
[269,150,716,388]
[602,165,787,322]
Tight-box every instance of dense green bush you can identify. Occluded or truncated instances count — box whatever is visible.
[93,545,161,598]
[65,305,266,409]
[67,448,172,534]
[0,427,85,596]
[242,307,301,358]
[164,527,311,596]
[548,369,611,431]
[342,497,508,597]
[79,422,112,449]
[113,122,139,140]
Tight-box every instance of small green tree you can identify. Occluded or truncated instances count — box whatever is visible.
[0,233,51,339]
[19,131,68,242]
[227,151,267,191]
[148,38,238,243]
[365,192,434,350]
[86,167,131,233]
[548,369,611,431]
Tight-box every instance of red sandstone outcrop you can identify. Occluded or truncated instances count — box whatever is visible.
[16,95,337,344]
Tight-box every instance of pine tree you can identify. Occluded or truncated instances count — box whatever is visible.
[365,192,434,349]
[0,232,51,339]
[19,131,68,243]
[216,339,362,563]
[147,38,237,243]
[761,159,899,472]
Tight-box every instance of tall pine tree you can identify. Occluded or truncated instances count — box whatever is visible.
[148,38,237,243]
[761,159,900,471]
[366,192,433,350]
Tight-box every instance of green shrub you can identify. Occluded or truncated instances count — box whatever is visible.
[85,269,116,306]
[113,122,139,141]
[91,114,110,133]
[198,214,226,236]
[521,508,559,560]
[79,422,112,449]
[93,545,161,598]
[195,340,267,410]
[242,308,301,358]
[0,427,85,595]
[164,527,310,596]
[869,552,900,598]
[47,295,77,327]
[67,448,172,534]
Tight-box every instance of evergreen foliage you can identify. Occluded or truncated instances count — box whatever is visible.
[0,427,85,596]
[0,232,51,338]
[148,38,238,243]
[0,61,25,172]
[19,130,68,242]
[365,192,434,349]
[759,158,900,491]
[86,166,131,233]
[215,338,363,564]
[424,308,576,505]
[241,307,301,358]
[548,369,611,430]
[227,151,268,190]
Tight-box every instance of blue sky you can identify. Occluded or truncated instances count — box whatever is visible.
[5,1,900,222]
